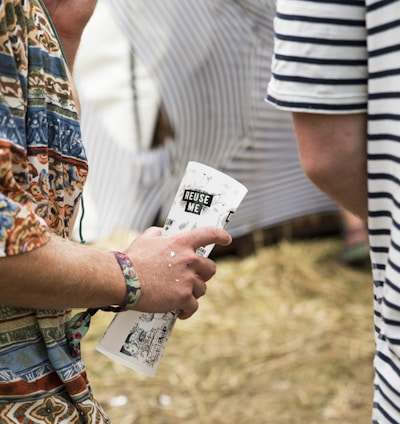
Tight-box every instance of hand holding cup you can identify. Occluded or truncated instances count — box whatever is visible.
[125,225,232,319]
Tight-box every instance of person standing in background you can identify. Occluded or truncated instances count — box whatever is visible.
[267,1,399,422]
[74,0,368,265]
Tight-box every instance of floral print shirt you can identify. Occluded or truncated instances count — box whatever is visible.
[0,0,110,422]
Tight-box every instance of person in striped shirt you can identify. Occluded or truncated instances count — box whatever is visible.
[267,1,400,422]
[0,0,231,422]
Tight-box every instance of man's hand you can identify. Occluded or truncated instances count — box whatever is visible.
[126,227,232,319]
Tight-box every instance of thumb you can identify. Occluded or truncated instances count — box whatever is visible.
[141,226,163,238]
[182,226,232,250]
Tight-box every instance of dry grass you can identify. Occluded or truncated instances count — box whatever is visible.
[82,236,374,423]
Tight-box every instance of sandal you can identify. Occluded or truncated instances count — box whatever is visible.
[339,241,370,267]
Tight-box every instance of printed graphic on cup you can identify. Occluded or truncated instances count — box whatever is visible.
[97,310,177,376]
[97,162,248,376]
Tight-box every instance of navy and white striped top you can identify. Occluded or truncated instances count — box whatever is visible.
[267,1,400,422]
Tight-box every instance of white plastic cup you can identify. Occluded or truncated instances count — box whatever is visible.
[96,161,248,376]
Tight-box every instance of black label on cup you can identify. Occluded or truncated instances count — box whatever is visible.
[182,189,214,215]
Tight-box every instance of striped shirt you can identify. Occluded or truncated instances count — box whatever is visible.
[267,1,400,422]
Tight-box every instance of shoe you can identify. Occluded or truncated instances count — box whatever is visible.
[339,241,370,267]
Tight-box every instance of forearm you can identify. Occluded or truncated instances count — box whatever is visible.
[41,0,98,70]
[58,35,82,70]
[0,226,232,318]
[1,234,126,309]
[292,112,368,221]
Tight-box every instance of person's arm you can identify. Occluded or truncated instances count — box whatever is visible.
[292,112,368,221]
[0,226,231,319]
[41,0,98,69]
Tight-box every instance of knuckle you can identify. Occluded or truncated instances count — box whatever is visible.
[209,261,217,274]
[181,287,194,303]
[182,252,196,264]
[202,260,217,279]
[174,232,187,246]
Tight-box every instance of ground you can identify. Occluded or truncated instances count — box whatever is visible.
[82,236,374,424]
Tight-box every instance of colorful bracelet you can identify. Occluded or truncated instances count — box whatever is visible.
[66,251,141,357]
[112,251,142,311]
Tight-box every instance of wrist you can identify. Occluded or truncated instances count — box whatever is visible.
[112,251,141,311]
[66,251,141,357]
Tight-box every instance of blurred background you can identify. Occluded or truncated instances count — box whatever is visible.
[73,1,373,422]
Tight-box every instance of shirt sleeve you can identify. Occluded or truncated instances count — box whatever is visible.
[266,0,368,114]
[0,143,50,257]
[0,2,51,257]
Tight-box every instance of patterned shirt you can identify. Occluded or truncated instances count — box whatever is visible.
[0,0,109,422]
[267,1,400,423]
